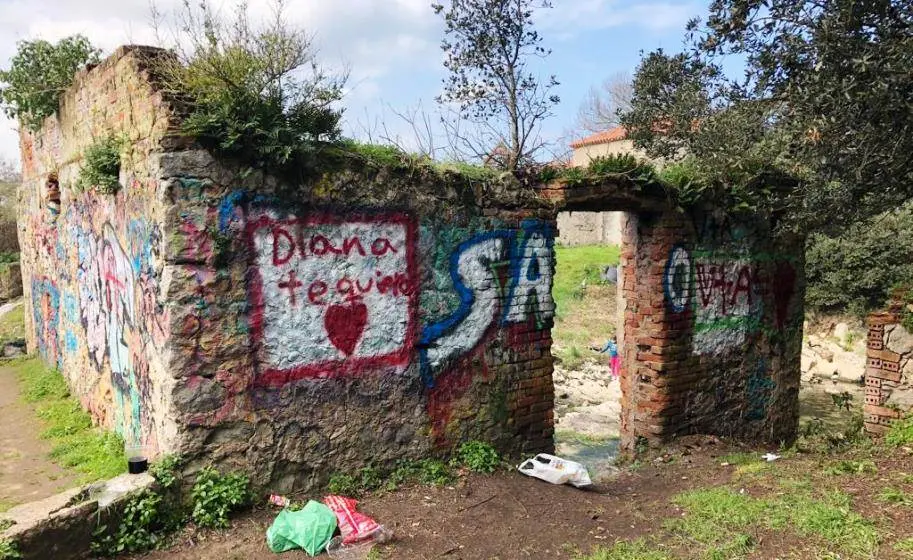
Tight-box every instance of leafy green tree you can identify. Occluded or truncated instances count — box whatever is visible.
[432,0,559,171]
[806,201,913,316]
[157,0,346,180]
[621,0,913,233]
[0,35,101,131]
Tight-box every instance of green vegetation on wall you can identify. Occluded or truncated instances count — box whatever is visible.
[77,135,123,194]
[157,1,345,183]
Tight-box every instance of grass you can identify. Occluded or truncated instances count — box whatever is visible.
[553,244,620,317]
[0,305,23,344]
[328,458,456,496]
[575,539,673,560]
[886,415,913,447]
[552,244,621,368]
[719,452,757,466]
[823,459,877,476]
[14,358,125,482]
[877,487,913,507]
[666,486,880,558]
[895,537,913,553]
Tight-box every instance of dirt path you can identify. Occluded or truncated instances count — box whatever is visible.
[0,322,80,510]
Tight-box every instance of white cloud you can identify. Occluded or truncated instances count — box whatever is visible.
[0,0,697,164]
[0,0,442,163]
[541,0,699,35]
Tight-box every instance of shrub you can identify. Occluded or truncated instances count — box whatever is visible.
[588,154,656,182]
[415,459,454,486]
[327,472,360,496]
[190,467,250,528]
[0,35,101,131]
[158,0,345,182]
[77,135,122,194]
[91,490,174,556]
[0,225,18,255]
[805,200,913,316]
[453,441,500,473]
[0,538,20,560]
[149,454,183,490]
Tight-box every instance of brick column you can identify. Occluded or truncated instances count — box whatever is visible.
[619,211,689,450]
[864,311,903,434]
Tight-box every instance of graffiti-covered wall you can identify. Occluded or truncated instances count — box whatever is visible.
[617,210,804,447]
[162,170,557,489]
[20,46,805,492]
[19,47,179,452]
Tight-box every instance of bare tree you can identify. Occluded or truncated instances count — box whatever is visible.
[576,72,633,134]
[432,0,559,171]
[0,158,20,183]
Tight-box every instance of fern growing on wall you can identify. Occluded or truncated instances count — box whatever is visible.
[77,135,122,194]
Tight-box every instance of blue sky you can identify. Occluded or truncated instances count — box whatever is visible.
[0,0,706,164]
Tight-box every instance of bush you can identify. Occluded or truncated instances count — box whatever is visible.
[91,490,175,556]
[77,135,122,194]
[158,0,345,182]
[0,36,100,131]
[588,154,656,182]
[805,200,913,316]
[0,538,20,560]
[190,467,250,528]
[149,454,183,490]
[453,441,500,473]
[0,225,18,255]
[327,472,360,496]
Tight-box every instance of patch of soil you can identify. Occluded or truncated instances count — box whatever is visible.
[0,364,80,508]
[131,437,737,560]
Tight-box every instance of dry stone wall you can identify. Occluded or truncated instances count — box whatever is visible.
[20,46,806,492]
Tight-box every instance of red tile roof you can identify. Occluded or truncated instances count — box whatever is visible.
[569,125,627,149]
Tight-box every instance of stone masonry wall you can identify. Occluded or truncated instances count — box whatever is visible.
[556,211,623,245]
[159,158,558,490]
[20,46,806,492]
[19,47,182,451]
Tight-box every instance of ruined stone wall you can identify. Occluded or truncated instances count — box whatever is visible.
[556,211,622,245]
[619,209,804,448]
[19,47,181,451]
[19,46,806,492]
[159,156,557,490]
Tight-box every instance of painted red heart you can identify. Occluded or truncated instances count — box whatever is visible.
[324,300,368,356]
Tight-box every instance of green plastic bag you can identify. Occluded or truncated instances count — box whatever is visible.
[266,501,338,555]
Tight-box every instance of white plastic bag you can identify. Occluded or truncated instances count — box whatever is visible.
[517,453,593,487]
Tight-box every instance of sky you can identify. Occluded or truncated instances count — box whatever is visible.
[0,0,705,165]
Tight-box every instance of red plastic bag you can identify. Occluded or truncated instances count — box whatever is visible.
[323,495,382,545]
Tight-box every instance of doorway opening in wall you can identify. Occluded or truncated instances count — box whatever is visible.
[551,210,626,473]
